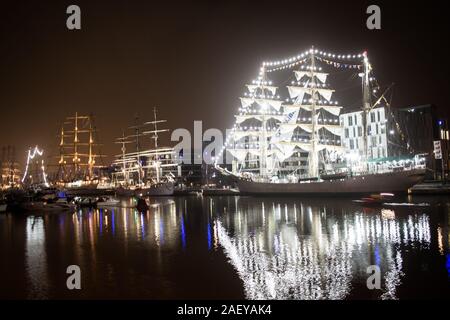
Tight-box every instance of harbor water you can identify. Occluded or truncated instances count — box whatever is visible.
[0,195,449,299]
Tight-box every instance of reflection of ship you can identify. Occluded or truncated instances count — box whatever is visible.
[0,195,6,212]
[216,48,426,194]
[209,196,431,299]
[112,108,179,196]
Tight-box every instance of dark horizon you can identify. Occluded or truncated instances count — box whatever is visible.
[1,0,449,167]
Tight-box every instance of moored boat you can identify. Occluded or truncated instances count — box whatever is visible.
[97,197,121,208]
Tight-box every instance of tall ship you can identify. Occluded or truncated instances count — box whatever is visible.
[215,47,426,194]
[55,112,107,195]
[112,108,179,196]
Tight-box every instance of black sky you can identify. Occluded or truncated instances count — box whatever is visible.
[0,0,449,166]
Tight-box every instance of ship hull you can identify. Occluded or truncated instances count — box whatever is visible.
[65,185,114,197]
[237,169,426,195]
[136,182,174,196]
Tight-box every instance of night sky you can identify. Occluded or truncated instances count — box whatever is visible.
[0,0,448,167]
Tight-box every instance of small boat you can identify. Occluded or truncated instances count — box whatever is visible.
[74,196,98,208]
[352,193,394,207]
[97,197,121,208]
[19,199,76,213]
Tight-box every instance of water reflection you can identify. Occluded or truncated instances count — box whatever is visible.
[0,196,448,299]
[69,198,181,248]
[25,216,48,299]
[208,197,442,300]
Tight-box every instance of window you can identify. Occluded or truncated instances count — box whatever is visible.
[368,125,372,136]
[350,139,354,150]
[345,128,349,138]
[355,139,359,149]
[348,115,353,126]
[354,114,358,125]
[358,126,362,137]
[376,124,379,135]
[377,110,381,122]
[353,127,356,137]
[371,136,377,147]
[370,112,375,123]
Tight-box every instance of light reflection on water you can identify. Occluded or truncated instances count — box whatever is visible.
[0,196,448,299]
[25,216,48,299]
[207,197,448,300]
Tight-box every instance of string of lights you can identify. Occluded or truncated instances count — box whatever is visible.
[21,145,49,186]
[215,48,372,165]
[262,47,365,70]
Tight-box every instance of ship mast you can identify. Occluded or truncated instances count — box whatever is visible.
[143,108,169,183]
[57,112,103,183]
[115,131,133,185]
[88,117,94,180]
[58,124,67,181]
[278,47,341,180]
[132,116,143,185]
[308,48,319,178]
[153,108,160,182]
[223,64,282,179]
[73,111,79,176]
[361,51,372,170]
[259,71,268,179]
[113,111,175,187]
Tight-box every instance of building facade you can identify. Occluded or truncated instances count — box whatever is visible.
[340,106,389,160]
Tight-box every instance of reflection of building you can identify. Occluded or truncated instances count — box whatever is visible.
[1,145,21,188]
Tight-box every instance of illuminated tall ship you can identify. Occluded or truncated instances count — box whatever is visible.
[215,47,426,194]
[56,112,105,192]
[112,108,179,196]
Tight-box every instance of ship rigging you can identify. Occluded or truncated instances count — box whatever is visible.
[215,47,426,194]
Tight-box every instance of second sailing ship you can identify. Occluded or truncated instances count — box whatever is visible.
[112,108,179,196]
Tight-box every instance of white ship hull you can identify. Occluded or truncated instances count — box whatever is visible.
[236,169,426,195]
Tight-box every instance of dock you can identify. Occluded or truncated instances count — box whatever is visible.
[410,181,450,194]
